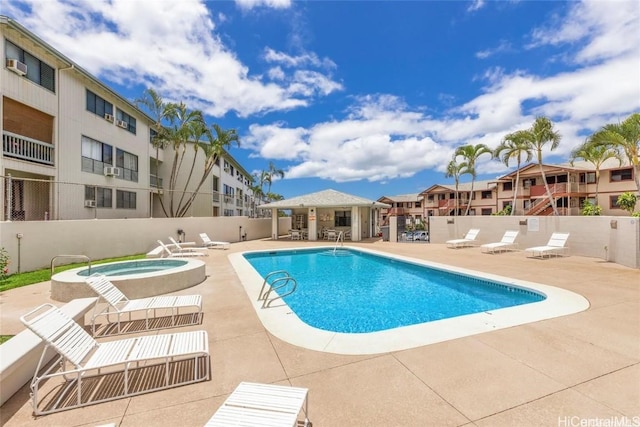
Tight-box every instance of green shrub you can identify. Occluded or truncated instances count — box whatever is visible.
[581,200,602,216]
[617,192,638,215]
[0,248,9,281]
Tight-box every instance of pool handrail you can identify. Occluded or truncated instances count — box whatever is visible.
[258,270,298,309]
[51,254,91,278]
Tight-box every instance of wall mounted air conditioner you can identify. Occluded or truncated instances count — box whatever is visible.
[84,200,97,208]
[6,59,27,76]
[104,166,121,177]
[224,167,230,173]
[116,120,128,129]
[104,113,114,122]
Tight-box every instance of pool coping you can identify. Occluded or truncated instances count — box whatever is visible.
[229,246,590,355]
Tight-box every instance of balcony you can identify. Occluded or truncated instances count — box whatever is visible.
[150,174,163,188]
[3,131,54,166]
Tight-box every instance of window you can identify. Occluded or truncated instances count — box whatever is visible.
[481,208,492,215]
[502,201,512,209]
[86,90,113,118]
[116,190,136,209]
[116,109,137,134]
[6,40,56,92]
[503,182,513,191]
[116,149,138,182]
[81,136,113,174]
[481,191,492,199]
[610,195,622,209]
[523,200,532,210]
[407,202,413,208]
[415,201,421,208]
[223,209,235,216]
[523,178,536,188]
[579,173,596,184]
[334,211,351,227]
[427,195,434,201]
[610,168,633,182]
[85,186,113,208]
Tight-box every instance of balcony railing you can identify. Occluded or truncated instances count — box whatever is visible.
[150,174,163,188]
[3,131,55,166]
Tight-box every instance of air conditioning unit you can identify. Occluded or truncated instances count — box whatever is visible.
[6,59,27,76]
[116,120,128,129]
[104,166,121,177]
[104,113,114,122]
[224,167,230,174]
[84,200,97,208]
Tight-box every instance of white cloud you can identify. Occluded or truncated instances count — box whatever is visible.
[235,0,291,10]
[528,0,640,63]
[467,0,485,13]
[5,0,338,117]
[475,40,513,59]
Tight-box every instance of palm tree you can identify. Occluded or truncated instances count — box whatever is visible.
[176,124,239,217]
[445,159,467,216]
[264,161,285,194]
[589,113,640,195]
[570,139,622,206]
[494,131,533,215]
[135,88,175,217]
[526,116,562,216]
[454,143,492,215]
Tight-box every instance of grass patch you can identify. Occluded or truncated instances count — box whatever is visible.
[0,335,12,345]
[0,254,146,293]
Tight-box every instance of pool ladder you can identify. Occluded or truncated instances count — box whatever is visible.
[50,254,92,278]
[258,270,298,308]
[333,231,344,254]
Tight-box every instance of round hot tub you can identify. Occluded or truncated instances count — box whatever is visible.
[51,258,206,302]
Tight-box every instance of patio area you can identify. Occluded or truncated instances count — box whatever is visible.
[1,238,638,426]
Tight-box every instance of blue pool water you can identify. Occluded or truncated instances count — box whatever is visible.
[244,248,545,333]
[77,259,188,277]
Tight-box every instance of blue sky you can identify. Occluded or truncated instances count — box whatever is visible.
[5,0,640,200]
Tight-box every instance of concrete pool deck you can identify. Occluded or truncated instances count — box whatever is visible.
[1,238,638,426]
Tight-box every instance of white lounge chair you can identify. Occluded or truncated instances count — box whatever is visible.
[199,233,230,249]
[205,382,310,427]
[168,236,208,252]
[524,232,570,258]
[84,273,202,336]
[481,230,519,254]
[157,240,207,257]
[446,228,480,248]
[21,303,210,416]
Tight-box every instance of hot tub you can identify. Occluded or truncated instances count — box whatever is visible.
[51,258,206,302]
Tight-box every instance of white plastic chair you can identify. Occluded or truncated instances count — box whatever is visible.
[157,240,207,257]
[480,230,519,254]
[446,229,480,248]
[199,233,230,249]
[21,303,210,415]
[84,273,202,335]
[524,232,570,258]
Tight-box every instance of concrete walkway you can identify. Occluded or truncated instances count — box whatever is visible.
[1,238,638,426]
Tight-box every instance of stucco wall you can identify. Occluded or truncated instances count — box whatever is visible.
[0,216,291,273]
[428,216,640,269]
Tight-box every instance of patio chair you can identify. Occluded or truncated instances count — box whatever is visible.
[205,382,310,427]
[291,230,302,240]
[199,233,230,249]
[157,240,207,258]
[20,303,210,416]
[446,228,480,248]
[480,230,519,254]
[84,273,203,335]
[326,230,337,241]
[524,232,570,258]
[168,236,208,253]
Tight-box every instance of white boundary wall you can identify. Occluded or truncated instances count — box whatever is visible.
[0,216,291,274]
[428,216,640,269]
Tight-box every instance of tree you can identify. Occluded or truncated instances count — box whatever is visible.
[136,89,240,217]
[525,116,562,216]
[454,143,492,216]
[589,113,640,196]
[494,131,533,215]
[445,159,467,216]
[570,139,621,206]
[264,161,285,194]
[616,192,637,215]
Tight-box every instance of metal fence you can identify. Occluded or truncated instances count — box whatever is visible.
[1,175,269,221]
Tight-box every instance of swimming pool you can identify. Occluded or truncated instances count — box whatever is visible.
[230,246,589,354]
[51,258,206,302]
[244,248,544,333]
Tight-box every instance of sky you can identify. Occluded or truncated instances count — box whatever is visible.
[4,0,640,200]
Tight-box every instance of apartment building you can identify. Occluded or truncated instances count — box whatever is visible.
[419,180,498,217]
[495,159,636,216]
[1,16,254,221]
[377,193,424,226]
